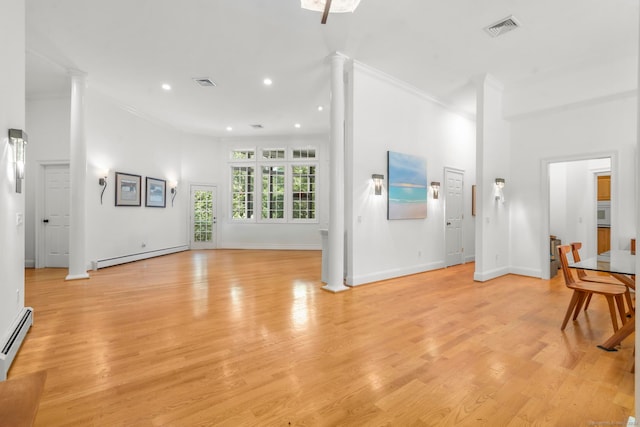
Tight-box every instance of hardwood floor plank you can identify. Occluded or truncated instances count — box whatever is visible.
[8,250,634,425]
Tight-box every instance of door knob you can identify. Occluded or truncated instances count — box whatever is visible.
[446,221,451,225]
[43,219,49,223]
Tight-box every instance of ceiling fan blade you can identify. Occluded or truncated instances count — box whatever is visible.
[321,0,332,24]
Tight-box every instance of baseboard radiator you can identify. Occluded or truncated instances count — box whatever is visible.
[94,245,189,270]
[0,307,33,381]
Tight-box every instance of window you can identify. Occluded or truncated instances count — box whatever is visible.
[231,149,255,160]
[231,166,255,219]
[262,149,286,160]
[292,165,316,220]
[261,166,285,220]
[229,146,318,223]
[292,148,316,159]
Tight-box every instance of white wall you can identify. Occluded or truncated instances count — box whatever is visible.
[0,0,26,345]
[85,90,188,265]
[510,95,637,277]
[347,62,476,286]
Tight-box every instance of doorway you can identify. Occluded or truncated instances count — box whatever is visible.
[542,155,613,279]
[445,168,464,267]
[190,185,217,249]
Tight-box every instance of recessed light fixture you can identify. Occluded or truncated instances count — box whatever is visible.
[161,83,171,91]
[317,105,324,112]
[263,78,273,86]
[226,126,233,132]
[294,123,301,129]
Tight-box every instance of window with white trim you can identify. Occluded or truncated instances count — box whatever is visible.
[292,165,316,220]
[229,146,318,223]
[261,165,285,220]
[231,166,255,219]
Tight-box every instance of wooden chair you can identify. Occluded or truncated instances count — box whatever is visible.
[557,245,627,332]
[570,242,634,314]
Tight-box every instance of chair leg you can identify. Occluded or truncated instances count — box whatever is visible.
[624,289,634,314]
[615,294,627,326]
[573,292,588,320]
[562,291,581,330]
[584,293,593,311]
[605,296,620,332]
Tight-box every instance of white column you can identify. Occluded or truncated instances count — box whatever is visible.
[66,71,90,281]
[323,53,349,293]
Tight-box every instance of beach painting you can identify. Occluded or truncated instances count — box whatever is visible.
[387,151,428,220]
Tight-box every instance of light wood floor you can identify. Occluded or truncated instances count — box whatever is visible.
[11,250,634,426]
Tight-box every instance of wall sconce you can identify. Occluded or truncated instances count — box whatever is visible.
[170,182,178,207]
[8,129,27,194]
[371,174,384,196]
[98,174,108,205]
[430,181,440,199]
[495,178,505,202]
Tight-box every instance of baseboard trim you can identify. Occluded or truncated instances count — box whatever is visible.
[347,261,446,287]
[94,245,189,269]
[473,267,510,282]
[220,243,321,251]
[509,266,542,278]
[24,260,35,269]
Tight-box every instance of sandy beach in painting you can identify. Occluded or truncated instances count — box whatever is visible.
[388,200,428,219]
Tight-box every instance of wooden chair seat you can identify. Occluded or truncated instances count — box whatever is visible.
[570,242,634,314]
[557,245,627,333]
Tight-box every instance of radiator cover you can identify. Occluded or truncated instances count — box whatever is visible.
[0,307,33,381]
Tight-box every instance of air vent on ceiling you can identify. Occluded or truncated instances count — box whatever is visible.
[484,15,520,37]
[193,77,216,87]
[250,124,264,129]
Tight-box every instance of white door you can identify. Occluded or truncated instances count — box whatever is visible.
[190,185,217,249]
[445,168,464,267]
[44,164,70,268]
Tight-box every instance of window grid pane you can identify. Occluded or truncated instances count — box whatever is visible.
[262,149,286,160]
[193,190,213,242]
[292,148,317,159]
[262,166,285,219]
[292,165,316,220]
[232,149,255,160]
[232,166,255,219]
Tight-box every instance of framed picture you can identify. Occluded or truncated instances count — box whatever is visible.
[145,177,166,208]
[472,184,477,216]
[115,172,142,206]
[387,151,428,220]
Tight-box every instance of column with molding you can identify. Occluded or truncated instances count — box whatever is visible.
[66,70,90,281]
[323,53,349,293]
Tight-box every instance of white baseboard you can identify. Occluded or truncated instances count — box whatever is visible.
[94,245,189,269]
[509,266,542,278]
[24,259,35,268]
[347,261,446,287]
[464,255,475,263]
[219,243,321,251]
[473,267,510,282]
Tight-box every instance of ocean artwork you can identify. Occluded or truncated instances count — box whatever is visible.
[387,151,428,220]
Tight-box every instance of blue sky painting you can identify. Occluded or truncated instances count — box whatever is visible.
[387,151,428,220]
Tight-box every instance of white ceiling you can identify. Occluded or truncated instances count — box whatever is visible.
[26,0,638,137]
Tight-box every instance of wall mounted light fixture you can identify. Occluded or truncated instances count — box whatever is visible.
[371,174,384,196]
[170,182,178,207]
[495,178,505,202]
[8,129,27,194]
[430,181,440,199]
[301,0,362,24]
[98,174,108,204]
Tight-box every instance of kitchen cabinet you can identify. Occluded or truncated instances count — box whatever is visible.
[597,227,610,254]
[597,175,611,201]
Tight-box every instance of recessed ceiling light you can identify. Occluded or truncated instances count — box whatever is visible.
[226,126,233,131]
[317,105,324,112]
[263,78,273,86]
[294,123,301,129]
[161,83,171,91]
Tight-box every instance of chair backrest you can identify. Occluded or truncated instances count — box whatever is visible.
[569,242,587,280]
[557,245,578,287]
